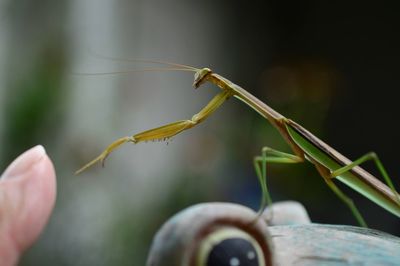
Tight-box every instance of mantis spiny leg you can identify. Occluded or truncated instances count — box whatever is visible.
[76,90,232,174]
[315,162,368,227]
[330,152,400,204]
[253,147,303,217]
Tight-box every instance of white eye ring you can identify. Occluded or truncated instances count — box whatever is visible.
[195,226,265,266]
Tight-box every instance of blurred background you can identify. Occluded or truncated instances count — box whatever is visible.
[0,0,399,265]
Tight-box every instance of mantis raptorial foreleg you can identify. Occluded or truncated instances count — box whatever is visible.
[330,152,400,204]
[75,90,232,174]
[314,162,367,227]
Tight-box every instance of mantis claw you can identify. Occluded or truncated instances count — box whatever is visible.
[75,136,133,175]
[101,155,107,168]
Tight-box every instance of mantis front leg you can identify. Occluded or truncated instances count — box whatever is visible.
[76,90,232,174]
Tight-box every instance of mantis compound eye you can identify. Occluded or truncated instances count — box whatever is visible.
[196,227,264,266]
[146,203,273,266]
[193,68,212,88]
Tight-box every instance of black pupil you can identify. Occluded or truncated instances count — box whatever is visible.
[206,238,260,266]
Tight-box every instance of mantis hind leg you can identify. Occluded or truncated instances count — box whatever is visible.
[314,162,368,227]
[253,147,303,219]
[331,152,400,204]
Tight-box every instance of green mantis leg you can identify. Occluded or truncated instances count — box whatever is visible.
[314,162,368,227]
[253,147,303,215]
[76,90,232,174]
[331,152,400,204]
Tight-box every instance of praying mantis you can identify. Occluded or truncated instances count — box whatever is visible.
[76,61,400,227]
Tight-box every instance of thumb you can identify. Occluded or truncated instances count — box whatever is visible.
[0,145,56,266]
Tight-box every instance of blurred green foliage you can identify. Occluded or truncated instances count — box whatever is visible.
[3,46,67,168]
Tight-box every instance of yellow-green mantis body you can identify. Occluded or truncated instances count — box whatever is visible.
[76,63,400,227]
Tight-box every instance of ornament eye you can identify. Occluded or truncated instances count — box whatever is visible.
[196,227,264,266]
[146,203,273,266]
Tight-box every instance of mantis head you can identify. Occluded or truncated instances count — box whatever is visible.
[193,68,212,88]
